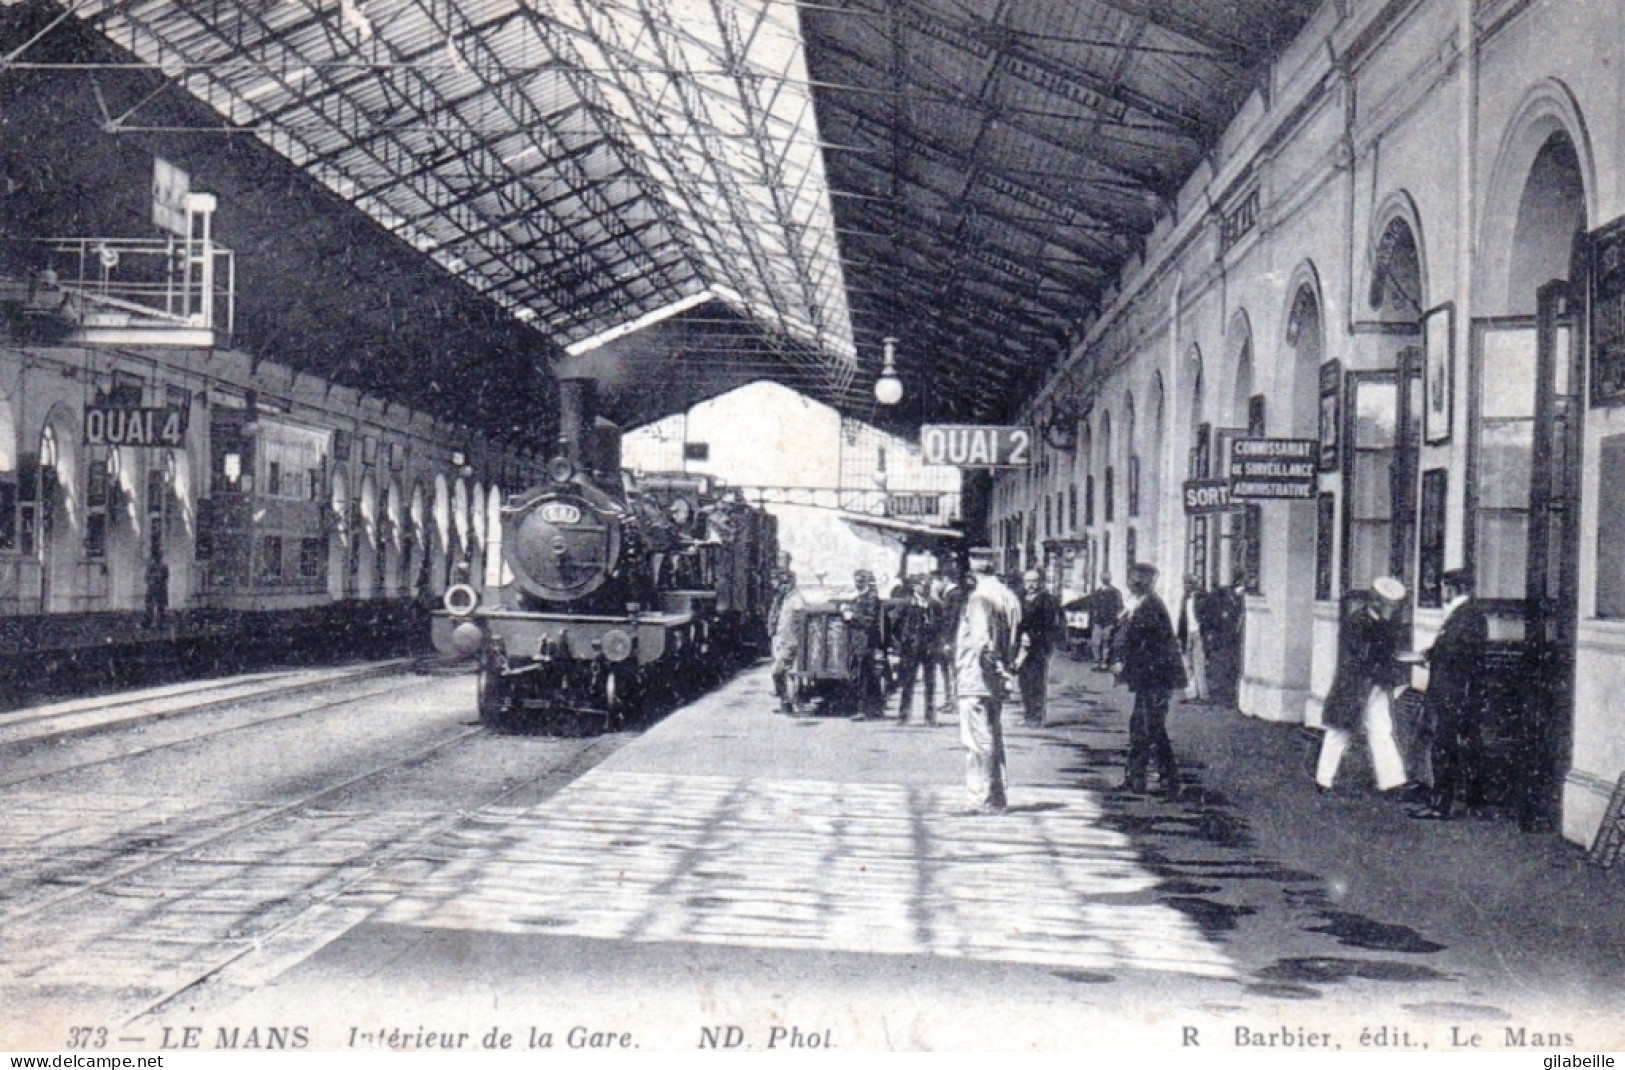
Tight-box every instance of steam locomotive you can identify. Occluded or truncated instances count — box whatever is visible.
[431,379,778,729]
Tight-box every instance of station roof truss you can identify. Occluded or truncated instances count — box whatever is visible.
[27,0,1317,430]
[799,0,1317,423]
[47,0,858,407]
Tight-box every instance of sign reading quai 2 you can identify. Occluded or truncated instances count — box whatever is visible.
[83,406,188,447]
[920,425,1034,467]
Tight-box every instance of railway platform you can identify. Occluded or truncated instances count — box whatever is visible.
[183,655,1625,1052]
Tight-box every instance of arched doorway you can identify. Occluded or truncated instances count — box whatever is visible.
[1099,410,1114,582]
[327,468,350,600]
[358,471,378,599]
[1345,212,1428,602]
[384,480,403,597]
[484,482,505,590]
[1079,419,1095,586]
[431,472,450,596]
[1123,391,1138,571]
[451,476,470,587]
[407,481,428,599]
[1221,315,1257,595]
[469,482,487,593]
[1474,113,1591,829]
[1147,373,1166,585]
[38,410,79,614]
[1257,273,1329,722]
[1183,345,1210,586]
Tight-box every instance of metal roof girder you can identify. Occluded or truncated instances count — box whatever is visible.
[1084,0,1260,63]
[518,8,724,312]
[146,0,516,286]
[624,0,800,331]
[836,193,1086,319]
[847,267,1048,351]
[434,6,673,270]
[707,0,836,344]
[556,0,799,356]
[386,0,648,299]
[833,147,1119,264]
[814,74,1147,234]
[626,0,848,371]
[886,0,1211,144]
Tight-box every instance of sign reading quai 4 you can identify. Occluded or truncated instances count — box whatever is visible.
[919,425,1034,467]
[83,406,188,448]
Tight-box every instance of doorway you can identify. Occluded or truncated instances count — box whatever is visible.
[1470,128,1588,829]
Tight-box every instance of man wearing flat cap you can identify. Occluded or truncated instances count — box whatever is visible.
[1315,576,1411,793]
[1411,567,1488,819]
[1111,562,1188,797]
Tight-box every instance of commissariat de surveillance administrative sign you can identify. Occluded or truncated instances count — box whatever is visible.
[1227,438,1320,500]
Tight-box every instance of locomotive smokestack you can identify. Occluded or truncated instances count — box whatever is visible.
[556,377,598,468]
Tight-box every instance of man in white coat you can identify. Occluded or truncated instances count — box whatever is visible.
[954,548,1022,814]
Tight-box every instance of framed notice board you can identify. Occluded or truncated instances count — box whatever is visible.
[1591,215,1625,406]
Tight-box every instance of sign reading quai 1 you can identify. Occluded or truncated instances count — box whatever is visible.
[83,406,188,448]
[919,425,1034,467]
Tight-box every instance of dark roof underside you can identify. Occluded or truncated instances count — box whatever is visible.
[801,0,1319,426]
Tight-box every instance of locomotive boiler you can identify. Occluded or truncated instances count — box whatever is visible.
[431,378,777,729]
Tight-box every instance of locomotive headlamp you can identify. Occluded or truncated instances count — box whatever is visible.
[599,628,634,663]
[548,456,576,483]
[444,582,479,617]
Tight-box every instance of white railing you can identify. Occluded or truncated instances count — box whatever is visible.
[34,235,234,344]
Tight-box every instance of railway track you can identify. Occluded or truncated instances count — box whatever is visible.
[0,659,427,751]
[0,668,628,1035]
[0,674,432,791]
[127,731,621,1023]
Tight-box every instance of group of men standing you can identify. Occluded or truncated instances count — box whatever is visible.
[768,546,1488,822]
[833,551,1189,814]
[1314,567,1487,820]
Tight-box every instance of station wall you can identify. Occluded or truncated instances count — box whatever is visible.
[0,340,539,619]
[992,0,1625,847]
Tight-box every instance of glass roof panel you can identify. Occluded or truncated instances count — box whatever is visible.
[66,0,856,396]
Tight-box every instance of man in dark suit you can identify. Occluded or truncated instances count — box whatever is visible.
[1015,569,1065,726]
[1111,562,1189,797]
[1411,567,1488,820]
[844,569,885,720]
[1087,573,1124,670]
[892,577,943,725]
[935,562,971,719]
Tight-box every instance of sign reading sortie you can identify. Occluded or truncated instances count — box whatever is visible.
[1227,437,1320,500]
[1182,478,1233,515]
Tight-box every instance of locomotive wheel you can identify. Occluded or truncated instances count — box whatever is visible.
[477,664,511,728]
